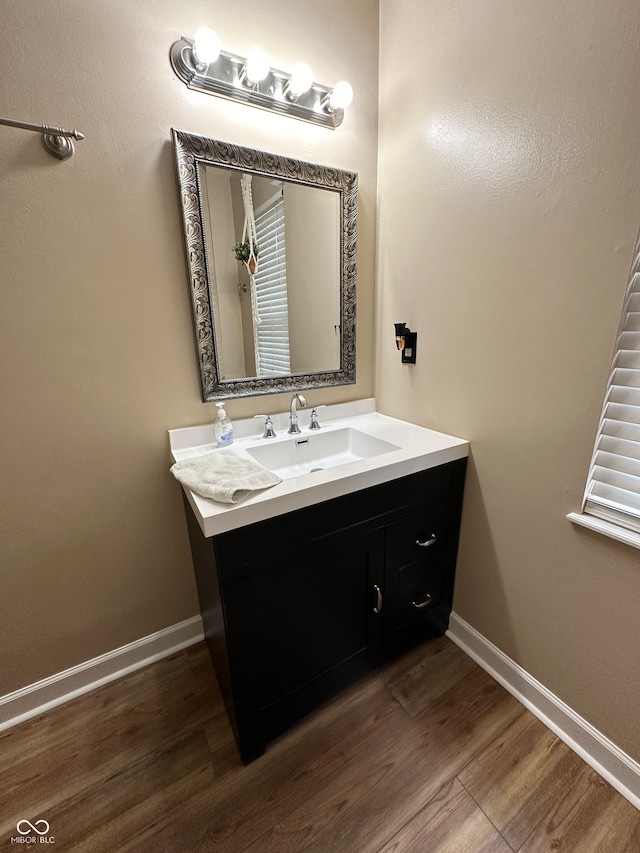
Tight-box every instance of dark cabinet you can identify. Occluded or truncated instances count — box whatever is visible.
[383,499,458,656]
[183,458,466,762]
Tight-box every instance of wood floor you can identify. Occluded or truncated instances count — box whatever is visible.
[2,636,639,852]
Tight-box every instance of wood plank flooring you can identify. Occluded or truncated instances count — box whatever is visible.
[2,636,639,851]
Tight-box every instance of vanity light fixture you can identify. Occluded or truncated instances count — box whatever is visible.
[394,323,417,364]
[322,80,354,112]
[170,31,353,129]
[193,26,221,68]
[284,62,314,100]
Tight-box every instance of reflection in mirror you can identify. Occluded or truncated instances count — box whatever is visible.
[171,129,357,400]
[203,169,341,380]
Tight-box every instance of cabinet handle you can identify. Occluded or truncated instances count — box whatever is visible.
[373,584,383,614]
[416,533,437,548]
[413,593,432,609]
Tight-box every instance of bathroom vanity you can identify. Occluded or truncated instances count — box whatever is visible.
[170,401,468,762]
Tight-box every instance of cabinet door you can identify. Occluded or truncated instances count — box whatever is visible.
[222,524,385,717]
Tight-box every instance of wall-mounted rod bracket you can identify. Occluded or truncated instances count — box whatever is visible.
[0,116,85,160]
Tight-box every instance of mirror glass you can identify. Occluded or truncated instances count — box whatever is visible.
[172,130,357,400]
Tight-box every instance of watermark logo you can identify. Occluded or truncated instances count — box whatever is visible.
[16,822,49,836]
[11,819,54,844]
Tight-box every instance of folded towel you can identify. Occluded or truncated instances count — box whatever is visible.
[170,449,282,504]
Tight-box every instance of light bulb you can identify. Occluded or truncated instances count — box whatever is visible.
[245,48,270,84]
[287,62,314,98]
[193,27,221,66]
[328,80,353,111]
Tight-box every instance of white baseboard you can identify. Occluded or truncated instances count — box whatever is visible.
[447,612,640,811]
[0,616,204,733]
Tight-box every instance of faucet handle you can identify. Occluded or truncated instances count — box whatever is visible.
[254,415,277,438]
[308,405,326,430]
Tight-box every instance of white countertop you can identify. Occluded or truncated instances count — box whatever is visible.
[169,399,469,538]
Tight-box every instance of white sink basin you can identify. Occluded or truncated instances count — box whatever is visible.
[246,427,400,480]
[169,400,469,537]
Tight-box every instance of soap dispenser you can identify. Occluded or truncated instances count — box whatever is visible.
[214,402,234,447]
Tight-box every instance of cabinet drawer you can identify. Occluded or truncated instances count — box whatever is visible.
[385,552,446,630]
[385,501,452,572]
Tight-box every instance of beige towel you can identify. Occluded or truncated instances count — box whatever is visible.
[171,449,282,504]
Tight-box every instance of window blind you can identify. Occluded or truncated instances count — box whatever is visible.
[584,245,640,533]
[254,196,291,377]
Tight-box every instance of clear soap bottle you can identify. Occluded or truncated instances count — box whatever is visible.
[214,402,234,448]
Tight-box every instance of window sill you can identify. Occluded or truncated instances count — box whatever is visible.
[567,512,640,551]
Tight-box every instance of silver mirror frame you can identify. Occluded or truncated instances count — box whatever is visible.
[171,128,357,400]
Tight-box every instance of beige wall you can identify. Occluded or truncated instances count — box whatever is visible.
[0,0,378,694]
[377,0,640,760]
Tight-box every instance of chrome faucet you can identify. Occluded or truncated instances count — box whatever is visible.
[288,393,307,434]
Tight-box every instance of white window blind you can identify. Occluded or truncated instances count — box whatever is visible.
[253,196,291,377]
[583,245,640,533]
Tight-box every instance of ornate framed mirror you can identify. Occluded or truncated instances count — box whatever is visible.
[172,129,357,400]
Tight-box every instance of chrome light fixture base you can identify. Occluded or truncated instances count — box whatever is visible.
[170,38,345,130]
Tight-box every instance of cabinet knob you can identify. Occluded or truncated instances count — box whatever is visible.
[416,533,437,548]
[413,593,432,609]
[373,584,383,614]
